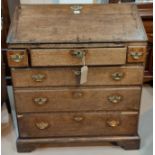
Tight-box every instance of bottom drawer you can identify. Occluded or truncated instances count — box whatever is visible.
[18,112,138,138]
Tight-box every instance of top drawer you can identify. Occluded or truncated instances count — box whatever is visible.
[30,48,127,66]
[11,66,144,87]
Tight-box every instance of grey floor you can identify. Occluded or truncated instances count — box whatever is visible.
[1,85,153,155]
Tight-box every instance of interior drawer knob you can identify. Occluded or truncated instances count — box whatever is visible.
[32,74,46,82]
[33,97,48,105]
[130,52,143,60]
[111,72,124,81]
[107,120,120,127]
[73,116,84,122]
[108,95,123,104]
[35,121,49,130]
[10,53,24,63]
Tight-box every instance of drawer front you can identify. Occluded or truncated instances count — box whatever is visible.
[15,87,141,113]
[7,50,28,67]
[31,48,127,66]
[127,46,146,63]
[12,66,144,87]
[17,112,138,138]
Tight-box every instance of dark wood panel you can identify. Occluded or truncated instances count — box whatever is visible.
[139,3,153,83]
[16,136,140,152]
[2,0,20,83]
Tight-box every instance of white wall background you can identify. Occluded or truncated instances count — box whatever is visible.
[20,0,95,4]
[20,0,57,4]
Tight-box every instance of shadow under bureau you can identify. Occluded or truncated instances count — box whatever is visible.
[7,4,147,152]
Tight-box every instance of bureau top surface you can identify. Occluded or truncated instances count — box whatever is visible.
[7,4,147,45]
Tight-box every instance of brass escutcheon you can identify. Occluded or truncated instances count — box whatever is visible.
[70,50,86,59]
[73,116,84,122]
[32,74,46,82]
[73,92,83,98]
[73,70,81,76]
[10,53,24,63]
[130,52,143,60]
[107,120,120,127]
[35,121,49,130]
[71,5,83,15]
[108,95,123,104]
[111,72,124,81]
[33,97,48,105]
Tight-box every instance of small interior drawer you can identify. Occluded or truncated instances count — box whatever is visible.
[127,46,146,63]
[7,50,28,67]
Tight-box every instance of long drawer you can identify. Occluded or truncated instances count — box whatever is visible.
[12,66,144,87]
[14,87,141,113]
[17,112,138,138]
[30,48,127,66]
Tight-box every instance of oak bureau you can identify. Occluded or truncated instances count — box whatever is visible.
[7,4,147,152]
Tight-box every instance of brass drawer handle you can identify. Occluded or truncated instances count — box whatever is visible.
[35,121,49,130]
[10,53,24,63]
[70,50,86,59]
[73,70,81,76]
[72,92,83,98]
[111,72,124,81]
[33,97,48,105]
[130,52,143,60]
[107,120,120,127]
[108,95,123,104]
[32,74,46,82]
[73,116,84,122]
[71,5,83,15]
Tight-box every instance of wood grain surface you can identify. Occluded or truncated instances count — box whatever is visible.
[11,65,144,87]
[17,111,138,138]
[7,4,147,44]
[14,86,141,112]
[31,48,127,66]
[6,3,147,151]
